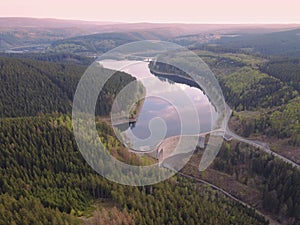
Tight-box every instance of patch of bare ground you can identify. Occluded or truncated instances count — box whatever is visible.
[181,157,261,207]
[180,151,285,225]
[79,199,135,225]
[268,138,300,165]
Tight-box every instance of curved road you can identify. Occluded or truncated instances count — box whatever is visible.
[223,106,300,169]
[128,104,300,169]
[225,129,300,169]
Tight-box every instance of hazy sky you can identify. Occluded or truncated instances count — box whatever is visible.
[1,0,300,23]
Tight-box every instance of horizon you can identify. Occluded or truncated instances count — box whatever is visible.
[1,0,300,24]
[2,16,300,25]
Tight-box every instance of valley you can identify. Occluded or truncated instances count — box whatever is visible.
[0,18,300,225]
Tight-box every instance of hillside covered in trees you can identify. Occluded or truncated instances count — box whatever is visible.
[210,28,300,57]
[182,140,300,224]
[0,52,275,224]
[0,57,140,117]
[0,115,269,225]
[260,58,300,92]
[1,31,300,224]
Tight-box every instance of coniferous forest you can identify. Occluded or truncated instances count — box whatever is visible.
[0,19,300,225]
[0,54,272,225]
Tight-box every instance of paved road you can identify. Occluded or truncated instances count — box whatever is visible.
[126,100,300,169]
[126,129,223,154]
[223,105,300,169]
[133,64,300,169]
[225,127,300,169]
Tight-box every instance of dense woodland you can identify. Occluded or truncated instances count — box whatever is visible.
[260,58,300,92]
[219,67,297,110]
[0,34,300,224]
[211,141,300,224]
[231,97,300,146]
[0,57,140,117]
[149,55,298,111]
[50,32,141,54]
[211,29,300,57]
[196,51,300,147]
[0,115,268,225]
[0,53,93,65]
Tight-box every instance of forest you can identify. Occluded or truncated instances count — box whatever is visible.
[230,97,300,146]
[50,32,142,54]
[0,38,300,224]
[219,67,297,111]
[260,58,300,92]
[210,28,300,57]
[0,57,140,117]
[209,141,300,224]
[0,115,268,225]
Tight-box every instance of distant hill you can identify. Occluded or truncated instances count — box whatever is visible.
[50,31,174,54]
[0,17,121,28]
[2,17,300,53]
[210,28,300,57]
[0,52,93,64]
[0,18,123,51]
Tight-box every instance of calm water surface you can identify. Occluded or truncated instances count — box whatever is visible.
[99,60,216,151]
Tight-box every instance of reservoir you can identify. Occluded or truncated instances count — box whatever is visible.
[99,60,216,152]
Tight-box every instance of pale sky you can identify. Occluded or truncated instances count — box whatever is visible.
[1,0,300,24]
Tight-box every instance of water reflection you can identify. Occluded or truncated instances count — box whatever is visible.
[99,60,216,151]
